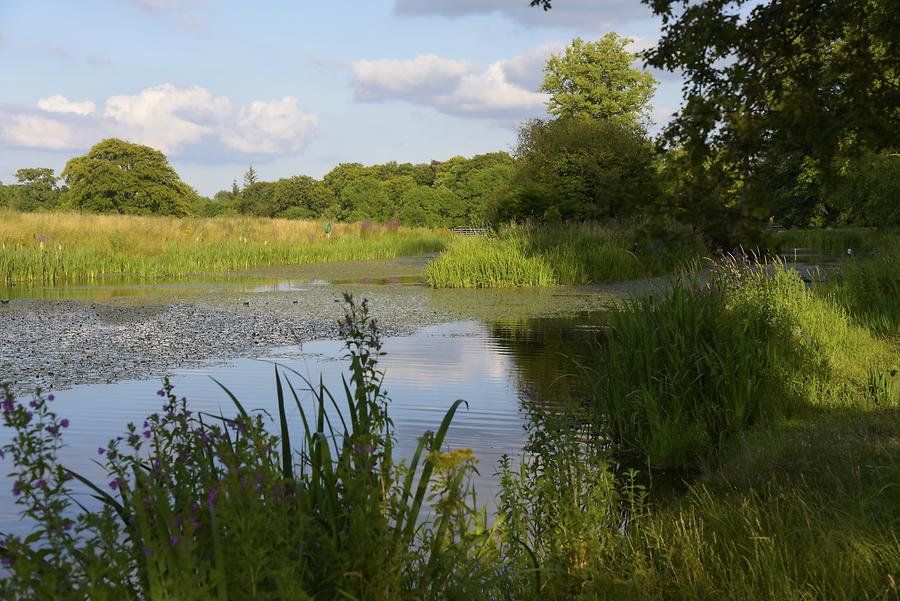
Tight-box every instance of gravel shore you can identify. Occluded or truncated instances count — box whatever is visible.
[0,284,457,396]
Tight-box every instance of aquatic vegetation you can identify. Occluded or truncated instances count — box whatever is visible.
[425,222,702,288]
[0,210,449,286]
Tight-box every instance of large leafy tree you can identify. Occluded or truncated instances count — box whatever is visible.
[645,0,898,228]
[62,139,196,216]
[496,117,660,223]
[541,34,657,130]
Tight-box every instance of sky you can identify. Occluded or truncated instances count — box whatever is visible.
[0,0,683,196]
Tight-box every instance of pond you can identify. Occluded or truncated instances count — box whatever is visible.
[0,292,605,534]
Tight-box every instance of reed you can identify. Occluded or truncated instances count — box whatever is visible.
[0,210,449,286]
[590,255,898,468]
[425,222,695,288]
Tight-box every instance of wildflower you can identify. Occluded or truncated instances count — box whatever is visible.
[35,479,46,489]
[207,485,219,508]
[47,394,54,401]
[60,418,69,428]
[109,479,120,491]
[45,425,59,435]
[1,558,11,566]
[170,535,180,548]
[143,547,153,558]
[97,447,105,455]
[12,481,22,497]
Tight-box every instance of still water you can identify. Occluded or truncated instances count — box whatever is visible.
[0,316,599,533]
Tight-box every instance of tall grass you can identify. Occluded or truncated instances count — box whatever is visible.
[768,226,900,259]
[0,210,449,286]
[589,255,898,468]
[426,222,702,288]
[821,241,900,337]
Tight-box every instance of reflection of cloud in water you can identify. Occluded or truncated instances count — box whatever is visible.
[380,324,513,389]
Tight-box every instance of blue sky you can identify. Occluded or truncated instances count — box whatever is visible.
[0,0,682,195]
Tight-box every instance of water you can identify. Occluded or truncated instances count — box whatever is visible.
[0,316,601,534]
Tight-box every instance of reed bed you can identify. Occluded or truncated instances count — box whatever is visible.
[425,222,694,288]
[769,226,900,258]
[0,210,450,286]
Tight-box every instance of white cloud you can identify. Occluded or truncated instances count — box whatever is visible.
[221,97,319,154]
[37,95,97,116]
[394,0,648,28]
[351,54,477,101]
[0,115,75,150]
[0,84,320,158]
[103,84,231,153]
[350,46,552,120]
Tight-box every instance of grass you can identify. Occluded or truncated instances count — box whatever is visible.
[820,241,900,337]
[426,222,704,288]
[0,210,450,286]
[588,255,897,468]
[768,226,900,260]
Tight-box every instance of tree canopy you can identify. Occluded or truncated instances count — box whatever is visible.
[495,117,660,223]
[541,34,657,130]
[62,139,196,216]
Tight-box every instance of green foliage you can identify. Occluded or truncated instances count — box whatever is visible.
[495,117,660,223]
[591,255,898,467]
[62,139,196,216]
[646,0,900,231]
[541,34,657,130]
[425,222,702,288]
[822,242,900,336]
[829,149,900,227]
[11,168,66,212]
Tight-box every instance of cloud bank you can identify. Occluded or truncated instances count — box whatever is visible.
[0,85,319,159]
[350,44,562,120]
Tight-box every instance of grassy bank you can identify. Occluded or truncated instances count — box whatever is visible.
[426,222,704,288]
[0,210,450,286]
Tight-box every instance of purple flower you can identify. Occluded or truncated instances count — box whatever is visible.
[143,547,153,558]
[157,389,165,397]
[1,557,11,566]
[109,479,120,491]
[35,479,46,489]
[29,400,39,409]
[170,535,180,547]
[97,447,105,455]
[45,425,59,435]
[207,486,219,508]
[60,418,69,428]
[11,482,22,497]
[47,394,54,401]
[143,430,151,439]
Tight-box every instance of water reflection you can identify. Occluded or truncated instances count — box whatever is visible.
[0,314,634,533]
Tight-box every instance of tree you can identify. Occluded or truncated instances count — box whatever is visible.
[12,168,65,212]
[243,165,258,188]
[541,34,657,130]
[642,0,900,229]
[62,139,196,216]
[495,117,660,223]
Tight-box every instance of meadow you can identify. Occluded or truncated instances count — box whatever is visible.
[0,210,450,286]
